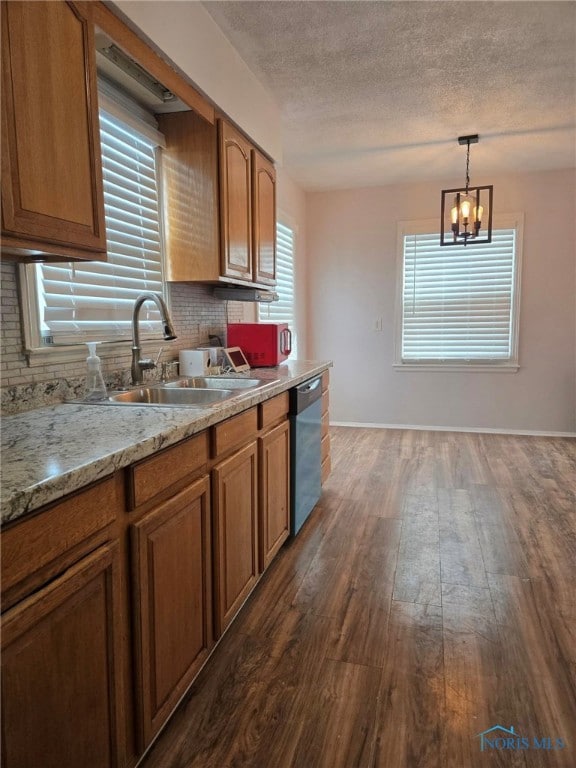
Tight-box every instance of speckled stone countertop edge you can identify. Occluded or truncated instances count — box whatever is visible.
[1,361,331,525]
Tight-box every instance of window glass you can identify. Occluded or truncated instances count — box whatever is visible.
[259,221,297,356]
[31,109,165,345]
[397,220,522,367]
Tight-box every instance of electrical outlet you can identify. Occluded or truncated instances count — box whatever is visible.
[374,317,383,332]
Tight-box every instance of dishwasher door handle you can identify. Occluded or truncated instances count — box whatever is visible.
[298,378,320,393]
[292,376,323,414]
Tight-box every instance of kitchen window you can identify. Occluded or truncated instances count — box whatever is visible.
[259,220,297,357]
[19,83,167,362]
[394,215,523,371]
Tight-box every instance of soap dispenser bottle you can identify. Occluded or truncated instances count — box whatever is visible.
[85,342,107,401]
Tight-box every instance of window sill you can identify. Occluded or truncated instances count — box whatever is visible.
[25,339,160,368]
[393,362,519,373]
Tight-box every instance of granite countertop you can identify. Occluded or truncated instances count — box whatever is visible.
[1,360,331,525]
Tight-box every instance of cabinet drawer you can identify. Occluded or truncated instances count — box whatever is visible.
[321,370,330,392]
[321,389,330,416]
[321,412,330,439]
[212,407,258,459]
[259,392,289,430]
[128,431,209,510]
[1,474,122,607]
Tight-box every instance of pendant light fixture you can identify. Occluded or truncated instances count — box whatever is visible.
[440,135,493,246]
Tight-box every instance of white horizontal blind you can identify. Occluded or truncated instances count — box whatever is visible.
[259,222,294,327]
[402,229,516,361]
[35,110,164,344]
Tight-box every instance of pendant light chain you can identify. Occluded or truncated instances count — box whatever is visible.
[465,139,470,195]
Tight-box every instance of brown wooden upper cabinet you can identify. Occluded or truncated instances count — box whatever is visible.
[1,0,107,262]
[160,115,276,287]
[219,118,276,287]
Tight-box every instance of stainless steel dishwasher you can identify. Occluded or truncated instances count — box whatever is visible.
[289,376,323,535]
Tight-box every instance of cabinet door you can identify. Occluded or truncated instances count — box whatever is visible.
[131,476,212,748]
[259,419,290,571]
[252,149,276,286]
[1,0,106,259]
[218,120,253,282]
[1,543,124,768]
[212,441,258,637]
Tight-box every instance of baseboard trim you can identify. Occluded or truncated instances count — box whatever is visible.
[330,421,576,438]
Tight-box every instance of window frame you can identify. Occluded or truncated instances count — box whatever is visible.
[19,94,169,368]
[393,213,524,372]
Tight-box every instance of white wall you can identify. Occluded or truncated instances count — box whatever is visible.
[113,0,282,161]
[306,168,576,433]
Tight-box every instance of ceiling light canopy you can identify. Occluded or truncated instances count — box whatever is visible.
[440,135,493,247]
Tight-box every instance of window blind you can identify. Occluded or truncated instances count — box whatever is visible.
[35,110,164,344]
[259,222,294,327]
[401,229,516,361]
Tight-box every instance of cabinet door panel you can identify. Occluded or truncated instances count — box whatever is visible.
[259,420,290,571]
[157,111,220,282]
[219,120,252,281]
[212,441,258,636]
[252,150,276,286]
[1,0,106,255]
[1,543,124,768]
[131,476,212,748]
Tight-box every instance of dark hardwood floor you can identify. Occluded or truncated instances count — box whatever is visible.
[140,427,576,768]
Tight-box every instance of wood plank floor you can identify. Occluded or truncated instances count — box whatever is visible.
[140,427,576,768]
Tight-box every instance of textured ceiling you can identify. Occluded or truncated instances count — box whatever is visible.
[203,0,576,190]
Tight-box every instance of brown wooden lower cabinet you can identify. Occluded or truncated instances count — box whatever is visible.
[259,419,290,572]
[1,381,328,765]
[1,543,125,768]
[130,476,212,750]
[212,440,259,637]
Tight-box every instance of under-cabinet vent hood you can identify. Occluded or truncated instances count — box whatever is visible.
[213,287,279,303]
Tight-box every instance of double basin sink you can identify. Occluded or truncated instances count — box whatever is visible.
[84,377,267,407]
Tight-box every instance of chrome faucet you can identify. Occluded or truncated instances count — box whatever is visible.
[131,293,177,385]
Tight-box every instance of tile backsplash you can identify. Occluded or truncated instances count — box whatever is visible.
[1,260,247,414]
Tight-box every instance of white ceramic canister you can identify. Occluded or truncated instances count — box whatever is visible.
[179,349,211,377]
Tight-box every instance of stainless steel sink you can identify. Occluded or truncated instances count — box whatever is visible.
[163,377,264,390]
[71,375,270,407]
[103,387,235,406]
